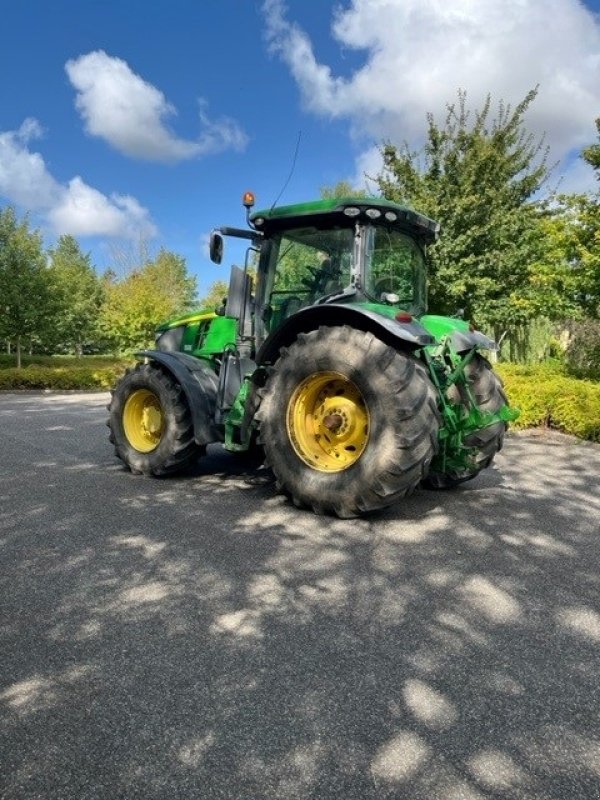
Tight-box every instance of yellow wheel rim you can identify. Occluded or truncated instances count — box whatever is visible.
[122,389,164,453]
[287,371,370,472]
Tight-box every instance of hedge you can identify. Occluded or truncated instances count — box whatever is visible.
[1,359,598,443]
[496,363,600,442]
[0,365,127,391]
[0,354,128,370]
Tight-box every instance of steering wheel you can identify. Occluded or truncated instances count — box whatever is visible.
[279,296,304,318]
[373,277,398,297]
[301,261,342,294]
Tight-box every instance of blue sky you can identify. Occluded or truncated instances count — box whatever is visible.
[1,0,600,299]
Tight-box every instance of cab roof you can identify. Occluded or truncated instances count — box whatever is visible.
[249,196,440,243]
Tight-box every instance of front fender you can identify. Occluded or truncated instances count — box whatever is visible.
[256,304,435,365]
[449,330,498,353]
[136,350,222,445]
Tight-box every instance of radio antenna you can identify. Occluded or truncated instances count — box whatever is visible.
[269,130,302,213]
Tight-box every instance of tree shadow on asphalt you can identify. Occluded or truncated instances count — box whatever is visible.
[1,400,600,798]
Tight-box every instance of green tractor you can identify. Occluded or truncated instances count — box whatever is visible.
[108,193,518,517]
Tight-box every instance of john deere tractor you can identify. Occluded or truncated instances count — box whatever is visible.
[108,193,518,517]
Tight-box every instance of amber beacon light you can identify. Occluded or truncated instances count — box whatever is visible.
[242,191,255,209]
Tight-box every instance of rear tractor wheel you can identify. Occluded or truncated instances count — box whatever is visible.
[108,362,203,476]
[257,326,440,517]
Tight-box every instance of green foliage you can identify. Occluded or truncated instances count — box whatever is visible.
[320,181,367,199]
[541,194,600,318]
[272,228,354,303]
[498,317,563,364]
[582,118,600,178]
[0,207,55,366]
[518,202,585,319]
[0,353,130,389]
[275,238,323,293]
[564,319,600,380]
[0,353,129,370]
[198,279,229,311]
[496,363,600,441]
[47,235,104,355]
[537,119,600,318]
[375,89,565,329]
[0,364,128,390]
[99,248,197,352]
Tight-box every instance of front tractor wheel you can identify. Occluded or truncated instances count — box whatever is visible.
[257,326,440,518]
[108,362,203,476]
[425,354,508,489]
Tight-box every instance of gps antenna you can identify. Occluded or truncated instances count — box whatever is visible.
[269,130,302,213]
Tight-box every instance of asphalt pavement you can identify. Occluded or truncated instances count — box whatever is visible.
[1,391,600,800]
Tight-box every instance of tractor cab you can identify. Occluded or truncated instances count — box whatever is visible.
[210,195,440,353]
[257,217,432,335]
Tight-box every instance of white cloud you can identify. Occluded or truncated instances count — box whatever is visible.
[65,50,248,162]
[349,145,384,193]
[263,0,600,192]
[200,232,211,260]
[48,178,156,239]
[0,119,156,239]
[0,119,61,209]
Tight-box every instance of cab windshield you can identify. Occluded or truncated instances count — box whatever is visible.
[364,227,426,314]
[265,226,355,329]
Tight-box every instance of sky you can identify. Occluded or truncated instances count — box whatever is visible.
[1,0,600,299]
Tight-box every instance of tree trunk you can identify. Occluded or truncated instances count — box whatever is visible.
[16,335,21,369]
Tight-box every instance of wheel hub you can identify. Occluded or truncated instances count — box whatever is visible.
[142,405,162,435]
[123,389,164,453]
[322,413,344,432]
[287,371,370,472]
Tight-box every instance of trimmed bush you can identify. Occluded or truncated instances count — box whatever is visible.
[496,363,600,441]
[0,365,127,391]
[1,357,598,443]
[0,354,129,370]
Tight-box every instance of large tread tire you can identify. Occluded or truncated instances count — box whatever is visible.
[425,354,508,489]
[257,326,440,518]
[107,362,204,476]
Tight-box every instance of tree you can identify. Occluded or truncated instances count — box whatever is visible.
[375,89,559,333]
[582,118,600,178]
[198,280,229,311]
[47,235,104,355]
[144,248,197,311]
[0,207,54,366]
[99,248,197,352]
[534,196,599,319]
[562,118,600,316]
[531,119,600,322]
[320,181,367,199]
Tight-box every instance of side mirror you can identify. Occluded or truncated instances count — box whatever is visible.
[209,231,224,264]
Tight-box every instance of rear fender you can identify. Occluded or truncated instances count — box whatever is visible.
[136,350,222,444]
[256,304,434,365]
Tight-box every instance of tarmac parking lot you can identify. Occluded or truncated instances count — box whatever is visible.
[1,391,600,799]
